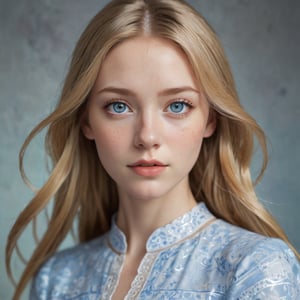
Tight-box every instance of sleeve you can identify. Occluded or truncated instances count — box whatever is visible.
[29,256,56,300]
[227,238,300,299]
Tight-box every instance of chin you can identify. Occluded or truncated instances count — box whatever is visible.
[128,190,166,202]
[117,175,189,203]
[122,182,171,202]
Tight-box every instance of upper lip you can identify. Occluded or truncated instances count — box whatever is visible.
[128,159,167,167]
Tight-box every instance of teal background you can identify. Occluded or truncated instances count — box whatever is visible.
[1,0,299,299]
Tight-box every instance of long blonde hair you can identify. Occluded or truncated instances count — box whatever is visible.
[6,0,299,299]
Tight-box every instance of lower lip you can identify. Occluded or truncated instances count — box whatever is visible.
[129,165,167,177]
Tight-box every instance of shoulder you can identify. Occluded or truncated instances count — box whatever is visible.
[204,218,297,259]
[230,237,300,298]
[44,234,108,270]
[30,235,108,299]
[206,220,300,298]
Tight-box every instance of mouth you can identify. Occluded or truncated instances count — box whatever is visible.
[127,160,168,177]
[128,160,167,167]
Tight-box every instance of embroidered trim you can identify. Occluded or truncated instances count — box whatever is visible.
[125,252,158,300]
[167,217,217,250]
[146,203,215,251]
[102,254,124,299]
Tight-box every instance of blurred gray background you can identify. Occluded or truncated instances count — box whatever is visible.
[1,0,299,299]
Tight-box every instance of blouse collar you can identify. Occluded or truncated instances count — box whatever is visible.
[107,202,215,254]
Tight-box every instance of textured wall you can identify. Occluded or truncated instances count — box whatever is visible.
[1,0,299,299]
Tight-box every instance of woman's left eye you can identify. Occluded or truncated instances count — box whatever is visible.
[167,101,191,114]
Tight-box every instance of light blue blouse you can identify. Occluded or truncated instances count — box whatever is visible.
[30,202,300,299]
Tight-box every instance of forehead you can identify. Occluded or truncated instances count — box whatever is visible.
[94,36,198,90]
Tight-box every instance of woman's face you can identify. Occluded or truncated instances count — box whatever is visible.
[83,36,215,202]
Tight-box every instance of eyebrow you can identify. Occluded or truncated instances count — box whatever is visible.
[96,86,200,97]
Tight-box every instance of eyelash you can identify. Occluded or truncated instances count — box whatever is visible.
[103,98,194,117]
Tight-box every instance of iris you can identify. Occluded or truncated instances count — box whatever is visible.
[111,102,128,113]
[169,102,185,113]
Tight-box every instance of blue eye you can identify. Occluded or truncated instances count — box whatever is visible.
[107,102,129,114]
[168,102,187,113]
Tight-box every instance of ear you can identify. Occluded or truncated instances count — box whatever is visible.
[203,110,217,138]
[81,113,95,140]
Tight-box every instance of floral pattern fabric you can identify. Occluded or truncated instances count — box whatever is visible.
[30,203,300,299]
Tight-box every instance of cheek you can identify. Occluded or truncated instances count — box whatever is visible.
[92,125,130,161]
[174,126,206,155]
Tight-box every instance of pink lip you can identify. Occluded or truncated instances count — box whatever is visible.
[128,160,168,177]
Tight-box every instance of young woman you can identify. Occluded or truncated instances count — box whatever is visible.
[6,0,299,299]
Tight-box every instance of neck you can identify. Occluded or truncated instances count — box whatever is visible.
[116,184,197,257]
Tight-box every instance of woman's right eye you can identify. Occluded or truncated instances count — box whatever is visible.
[105,101,130,114]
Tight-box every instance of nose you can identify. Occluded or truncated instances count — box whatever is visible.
[133,111,161,150]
